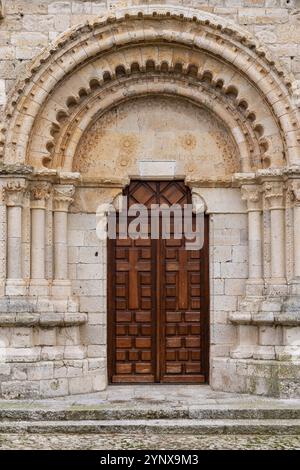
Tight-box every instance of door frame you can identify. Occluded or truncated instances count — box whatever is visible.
[107,180,210,384]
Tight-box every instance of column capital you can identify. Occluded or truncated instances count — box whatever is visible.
[30,182,52,209]
[4,179,27,207]
[290,180,300,206]
[241,185,262,212]
[53,184,75,212]
[264,181,285,209]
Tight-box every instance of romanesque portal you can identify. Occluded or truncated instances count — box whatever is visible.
[1,4,300,398]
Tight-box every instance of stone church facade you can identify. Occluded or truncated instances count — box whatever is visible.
[0,0,300,399]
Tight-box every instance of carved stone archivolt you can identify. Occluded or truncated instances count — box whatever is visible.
[1,6,299,176]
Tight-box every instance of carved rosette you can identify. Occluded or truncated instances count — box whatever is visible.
[53,185,75,212]
[241,185,262,212]
[264,181,285,210]
[4,180,27,207]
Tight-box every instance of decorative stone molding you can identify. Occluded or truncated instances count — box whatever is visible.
[30,182,51,210]
[4,180,27,206]
[53,185,75,212]
[241,185,262,212]
[264,181,285,209]
[2,6,298,171]
[290,181,300,206]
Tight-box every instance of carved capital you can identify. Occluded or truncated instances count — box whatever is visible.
[290,181,300,206]
[264,182,285,209]
[241,185,262,212]
[53,185,75,212]
[5,179,27,207]
[31,182,52,208]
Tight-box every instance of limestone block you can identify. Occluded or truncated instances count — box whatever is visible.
[84,230,100,247]
[27,362,54,381]
[82,324,105,345]
[69,375,93,394]
[48,2,71,14]
[0,46,15,60]
[213,228,241,246]
[72,280,102,296]
[11,364,27,381]
[254,346,276,360]
[92,373,107,392]
[87,345,106,358]
[64,345,86,360]
[213,246,232,263]
[211,324,237,345]
[0,363,11,377]
[213,295,238,311]
[79,296,105,313]
[225,279,246,296]
[77,263,103,280]
[53,361,67,378]
[11,32,48,47]
[41,346,64,361]
[212,310,229,324]
[40,378,68,397]
[78,247,102,264]
[212,279,225,295]
[232,246,248,263]
[22,14,55,32]
[259,326,282,346]
[88,313,106,324]
[68,230,85,247]
[72,1,93,14]
[57,326,80,346]
[5,347,41,362]
[1,380,40,399]
[283,327,300,346]
[221,262,248,279]
[238,325,258,345]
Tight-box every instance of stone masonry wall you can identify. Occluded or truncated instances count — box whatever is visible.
[0,0,300,113]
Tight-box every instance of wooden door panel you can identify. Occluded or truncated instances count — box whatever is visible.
[108,181,209,384]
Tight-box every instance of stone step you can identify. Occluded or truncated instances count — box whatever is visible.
[1,419,300,435]
[1,406,300,421]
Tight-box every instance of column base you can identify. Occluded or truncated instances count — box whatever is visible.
[5,279,26,296]
[29,279,50,296]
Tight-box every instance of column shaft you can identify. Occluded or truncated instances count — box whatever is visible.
[54,211,68,280]
[270,208,285,279]
[31,208,45,279]
[7,205,22,279]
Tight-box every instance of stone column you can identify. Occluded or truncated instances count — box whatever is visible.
[241,185,263,295]
[264,181,286,284]
[291,181,300,280]
[0,183,6,296]
[30,183,51,296]
[52,185,75,298]
[5,180,26,295]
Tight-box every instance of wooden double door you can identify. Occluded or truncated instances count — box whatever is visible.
[108,181,209,383]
